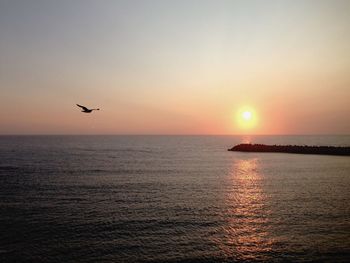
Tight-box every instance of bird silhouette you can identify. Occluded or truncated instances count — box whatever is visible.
[76,104,100,113]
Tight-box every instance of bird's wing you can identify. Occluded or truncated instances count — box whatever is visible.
[76,104,88,111]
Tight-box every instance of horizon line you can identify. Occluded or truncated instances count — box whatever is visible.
[1,133,349,136]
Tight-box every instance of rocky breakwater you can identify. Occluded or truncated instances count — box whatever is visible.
[228,144,350,156]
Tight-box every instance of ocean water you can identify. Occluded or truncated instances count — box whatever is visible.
[0,135,349,262]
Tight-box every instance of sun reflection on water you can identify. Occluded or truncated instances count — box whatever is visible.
[215,158,274,261]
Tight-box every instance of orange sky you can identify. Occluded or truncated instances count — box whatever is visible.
[0,1,349,135]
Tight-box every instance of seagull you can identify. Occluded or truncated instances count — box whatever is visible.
[76,104,100,113]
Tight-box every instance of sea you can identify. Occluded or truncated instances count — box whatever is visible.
[0,135,349,262]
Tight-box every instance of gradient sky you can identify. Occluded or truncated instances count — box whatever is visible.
[1,0,349,135]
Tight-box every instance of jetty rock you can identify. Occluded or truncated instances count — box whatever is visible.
[228,143,350,156]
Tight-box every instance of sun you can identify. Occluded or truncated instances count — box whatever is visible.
[236,107,258,130]
[242,111,252,121]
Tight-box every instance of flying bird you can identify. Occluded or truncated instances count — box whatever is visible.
[76,104,100,113]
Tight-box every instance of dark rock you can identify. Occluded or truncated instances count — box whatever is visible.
[228,143,350,156]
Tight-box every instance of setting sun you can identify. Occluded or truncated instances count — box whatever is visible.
[242,111,252,121]
[236,107,258,131]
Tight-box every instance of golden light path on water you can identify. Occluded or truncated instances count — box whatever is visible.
[215,158,275,261]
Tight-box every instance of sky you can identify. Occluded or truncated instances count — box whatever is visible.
[0,0,349,135]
